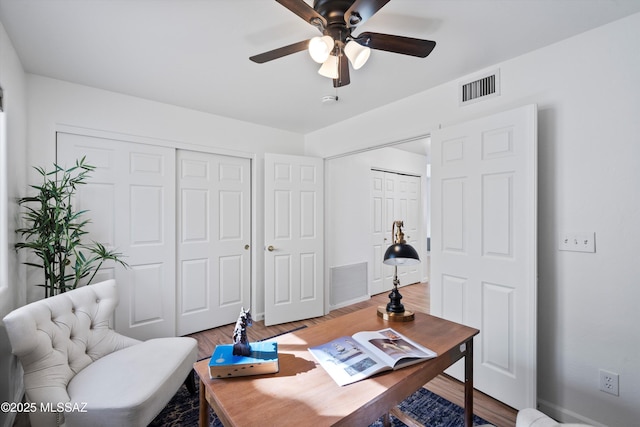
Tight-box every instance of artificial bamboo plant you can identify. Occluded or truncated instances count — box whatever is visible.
[15,157,128,298]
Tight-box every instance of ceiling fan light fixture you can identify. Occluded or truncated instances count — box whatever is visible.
[318,54,339,79]
[344,40,371,70]
[309,35,335,63]
[250,0,437,88]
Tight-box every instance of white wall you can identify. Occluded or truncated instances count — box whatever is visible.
[26,75,305,166]
[308,13,640,427]
[0,20,28,427]
[26,75,306,314]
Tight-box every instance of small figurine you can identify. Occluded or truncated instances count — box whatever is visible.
[232,307,253,356]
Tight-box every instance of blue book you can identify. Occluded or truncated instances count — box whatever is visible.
[208,341,279,379]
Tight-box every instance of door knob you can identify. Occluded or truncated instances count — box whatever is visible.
[267,245,275,252]
[244,244,250,250]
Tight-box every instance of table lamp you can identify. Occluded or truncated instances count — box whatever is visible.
[378,220,420,322]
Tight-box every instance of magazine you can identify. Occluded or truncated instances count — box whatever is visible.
[308,328,437,386]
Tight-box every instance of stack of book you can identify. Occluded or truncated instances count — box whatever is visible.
[208,341,279,379]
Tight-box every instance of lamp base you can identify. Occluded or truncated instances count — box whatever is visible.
[377,306,415,322]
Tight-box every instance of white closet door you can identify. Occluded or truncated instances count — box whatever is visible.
[57,133,176,339]
[176,150,251,335]
[370,170,423,295]
[370,170,386,295]
[382,172,398,289]
[396,173,422,286]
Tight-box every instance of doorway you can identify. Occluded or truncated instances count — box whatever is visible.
[324,138,430,310]
[324,105,537,410]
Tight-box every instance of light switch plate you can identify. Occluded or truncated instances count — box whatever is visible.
[559,232,596,253]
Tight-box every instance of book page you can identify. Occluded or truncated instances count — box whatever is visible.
[352,328,436,368]
[308,336,391,386]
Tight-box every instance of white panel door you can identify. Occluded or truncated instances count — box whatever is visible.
[57,133,176,339]
[430,104,537,409]
[382,172,398,289]
[396,174,422,286]
[176,150,251,335]
[264,153,324,326]
[371,171,422,295]
[370,170,386,295]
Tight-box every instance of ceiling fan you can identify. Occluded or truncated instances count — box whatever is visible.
[249,0,436,87]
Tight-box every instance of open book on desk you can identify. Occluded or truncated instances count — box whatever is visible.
[308,328,437,386]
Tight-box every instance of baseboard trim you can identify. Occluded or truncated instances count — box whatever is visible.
[537,398,604,426]
[329,294,370,311]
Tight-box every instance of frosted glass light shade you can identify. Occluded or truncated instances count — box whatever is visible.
[344,40,370,70]
[308,36,334,63]
[318,55,339,79]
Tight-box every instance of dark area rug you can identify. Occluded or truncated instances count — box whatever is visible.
[149,382,491,427]
[369,387,492,427]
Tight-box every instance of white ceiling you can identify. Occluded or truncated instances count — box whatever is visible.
[1,0,639,134]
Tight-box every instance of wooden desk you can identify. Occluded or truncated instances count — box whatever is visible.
[194,307,479,427]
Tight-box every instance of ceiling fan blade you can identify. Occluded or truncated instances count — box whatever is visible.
[344,0,390,27]
[333,53,350,87]
[355,32,436,58]
[276,0,327,29]
[250,39,310,63]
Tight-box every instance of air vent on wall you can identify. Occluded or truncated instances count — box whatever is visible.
[330,262,367,308]
[459,69,500,105]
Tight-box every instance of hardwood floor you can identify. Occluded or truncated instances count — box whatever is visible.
[188,282,517,427]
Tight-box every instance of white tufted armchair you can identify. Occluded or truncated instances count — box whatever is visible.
[2,279,198,427]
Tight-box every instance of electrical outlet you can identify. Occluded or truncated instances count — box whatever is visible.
[599,369,619,396]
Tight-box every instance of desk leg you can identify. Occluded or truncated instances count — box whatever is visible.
[199,378,207,427]
[464,338,474,427]
[382,412,391,427]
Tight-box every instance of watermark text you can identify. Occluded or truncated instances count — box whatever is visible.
[1,401,88,413]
